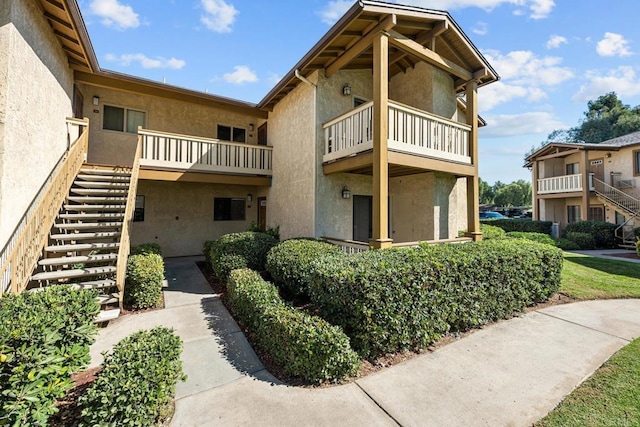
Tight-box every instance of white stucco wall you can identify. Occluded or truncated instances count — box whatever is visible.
[0,0,74,249]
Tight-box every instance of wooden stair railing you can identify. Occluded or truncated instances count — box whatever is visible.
[0,118,89,296]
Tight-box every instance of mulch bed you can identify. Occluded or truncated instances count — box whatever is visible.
[49,367,100,427]
[608,252,640,260]
[195,260,574,387]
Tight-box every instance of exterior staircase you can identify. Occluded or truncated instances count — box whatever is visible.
[29,167,134,322]
[592,177,640,249]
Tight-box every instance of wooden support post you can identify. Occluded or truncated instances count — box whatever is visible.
[532,160,539,220]
[581,149,590,220]
[370,32,393,249]
[464,80,481,241]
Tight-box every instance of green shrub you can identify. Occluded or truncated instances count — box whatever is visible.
[637,239,640,257]
[130,242,162,256]
[209,232,278,281]
[227,269,359,383]
[458,224,507,240]
[248,222,281,241]
[266,239,343,297]
[125,253,165,309]
[309,240,563,359]
[203,240,215,265]
[481,219,552,234]
[506,231,555,245]
[566,231,596,249]
[554,238,581,251]
[562,221,617,248]
[0,286,99,425]
[80,327,185,426]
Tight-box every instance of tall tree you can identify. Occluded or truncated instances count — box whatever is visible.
[479,178,494,204]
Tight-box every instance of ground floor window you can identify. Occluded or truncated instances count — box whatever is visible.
[214,197,246,221]
[567,205,581,223]
[615,211,626,225]
[133,195,145,222]
[588,206,604,222]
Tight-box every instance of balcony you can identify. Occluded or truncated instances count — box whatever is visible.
[537,173,594,195]
[139,129,272,176]
[323,100,472,170]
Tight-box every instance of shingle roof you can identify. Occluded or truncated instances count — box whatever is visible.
[598,130,640,147]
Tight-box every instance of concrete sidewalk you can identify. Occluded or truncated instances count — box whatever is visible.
[569,249,640,264]
[89,257,640,427]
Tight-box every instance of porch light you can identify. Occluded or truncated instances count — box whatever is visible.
[606,152,612,158]
[249,124,255,131]
[342,84,351,96]
[341,186,351,199]
[92,96,100,106]
[247,193,253,202]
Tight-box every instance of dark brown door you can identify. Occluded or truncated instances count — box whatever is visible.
[589,158,604,182]
[258,197,267,231]
[257,123,268,146]
[353,195,372,242]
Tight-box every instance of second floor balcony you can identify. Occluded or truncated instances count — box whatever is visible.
[323,100,472,170]
[537,173,595,195]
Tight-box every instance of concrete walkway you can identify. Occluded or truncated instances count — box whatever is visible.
[569,249,640,264]
[89,257,640,427]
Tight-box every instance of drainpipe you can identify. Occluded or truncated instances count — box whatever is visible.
[294,69,317,88]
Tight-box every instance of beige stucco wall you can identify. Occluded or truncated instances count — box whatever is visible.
[265,72,317,239]
[131,180,259,257]
[0,0,73,249]
[76,83,266,167]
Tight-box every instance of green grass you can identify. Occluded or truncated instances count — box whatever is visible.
[560,253,640,299]
[536,338,640,427]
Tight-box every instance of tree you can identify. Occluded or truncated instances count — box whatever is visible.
[479,178,494,204]
[493,180,532,207]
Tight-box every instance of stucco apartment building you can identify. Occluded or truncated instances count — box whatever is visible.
[0,0,498,317]
[525,131,640,244]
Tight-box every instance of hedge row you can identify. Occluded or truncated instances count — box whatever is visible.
[481,219,552,234]
[125,244,165,310]
[0,286,99,425]
[562,221,618,249]
[309,240,563,359]
[80,327,185,425]
[209,232,278,281]
[458,224,506,240]
[506,231,556,245]
[227,269,359,383]
[266,239,343,297]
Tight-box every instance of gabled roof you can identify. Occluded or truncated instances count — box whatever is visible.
[257,0,499,110]
[597,130,640,147]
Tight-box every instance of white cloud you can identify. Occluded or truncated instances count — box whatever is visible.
[223,65,258,84]
[596,32,632,57]
[472,21,489,35]
[89,0,139,29]
[106,53,186,69]
[483,49,573,86]
[200,0,238,33]
[396,0,554,19]
[546,34,567,49]
[480,112,566,137]
[317,0,354,25]
[573,66,640,102]
[479,81,547,111]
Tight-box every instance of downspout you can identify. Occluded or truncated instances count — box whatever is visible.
[294,69,316,88]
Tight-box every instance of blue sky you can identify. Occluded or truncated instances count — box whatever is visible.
[77,0,640,184]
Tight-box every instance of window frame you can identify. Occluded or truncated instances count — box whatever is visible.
[213,197,246,221]
[633,150,640,176]
[565,162,580,175]
[217,124,247,143]
[567,205,581,223]
[133,195,145,222]
[102,104,147,134]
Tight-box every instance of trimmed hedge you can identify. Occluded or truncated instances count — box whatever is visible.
[562,221,617,249]
[209,232,278,281]
[481,219,552,234]
[506,231,556,245]
[130,242,162,256]
[125,253,165,309]
[80,327,185,425]
[0,286,99,425]
[566,232,596,249]
[554,238,581,251]
[637,239,640,257]
[309,240,563,359]
[266,239,344,297]
[458,224,507,240]
[227,269,360,383]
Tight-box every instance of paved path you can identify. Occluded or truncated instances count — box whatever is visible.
[89,257,640,427]
[569,249,640,264]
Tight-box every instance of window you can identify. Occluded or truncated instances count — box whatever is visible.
[615,211,626,225]
[103,105,145,133]
[566,162,580,175]
[133,195,145,222]
[567,205,581,223]
[354,96,368,107]
[589,206,604,222]
[634,150,640,176]
[217,125,246,143]
[214,197,246,221]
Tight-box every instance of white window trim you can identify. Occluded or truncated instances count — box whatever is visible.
[102,104,147,134]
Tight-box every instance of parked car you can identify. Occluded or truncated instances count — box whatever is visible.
[479,211,506,220]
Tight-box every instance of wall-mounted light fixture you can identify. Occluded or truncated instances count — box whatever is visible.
[342,84,351,96]
[341,186,351,199]
[92,96,100,106]
[247,193,253,202]
[249,124,255,131]
[606,152,612,158]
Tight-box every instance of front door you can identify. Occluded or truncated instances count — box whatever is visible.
[257,197,267,231]
[257,123,268,146]
[353,195,372,242]
[590,158,604,184]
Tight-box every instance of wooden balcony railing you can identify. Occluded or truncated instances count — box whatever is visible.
[537,174,590,194]
[139,129,272,175]
[323,100,472,164]
[0,118,89,296]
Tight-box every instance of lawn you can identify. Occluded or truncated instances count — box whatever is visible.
[536,337,640,427]
[560,253,640,299]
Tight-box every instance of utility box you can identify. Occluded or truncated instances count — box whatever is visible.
[551,222,560,239]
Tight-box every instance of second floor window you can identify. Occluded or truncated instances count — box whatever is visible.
[634,150,640,175]
[217,125,246,143]
[103,105,146,133]
[566,162,580,175]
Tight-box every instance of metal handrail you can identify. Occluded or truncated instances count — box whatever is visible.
[592,177,640,244]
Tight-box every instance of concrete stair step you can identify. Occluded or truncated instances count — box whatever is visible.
[70,188,128,196]
[98,292,120,305]
[55,222,122,230]
[64,204,126,211]
[59,212,125,220]
[70,278,117,291]
[67,196,127,203]
[45,242,120,252]
[80,168,131,177]
[38,253,119,267]
[96,308,120,323]
[31,265,117,281]
[73,181,130,189]
[76,174,131,182]
[618,244,636,250]
[50,231,121,241]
